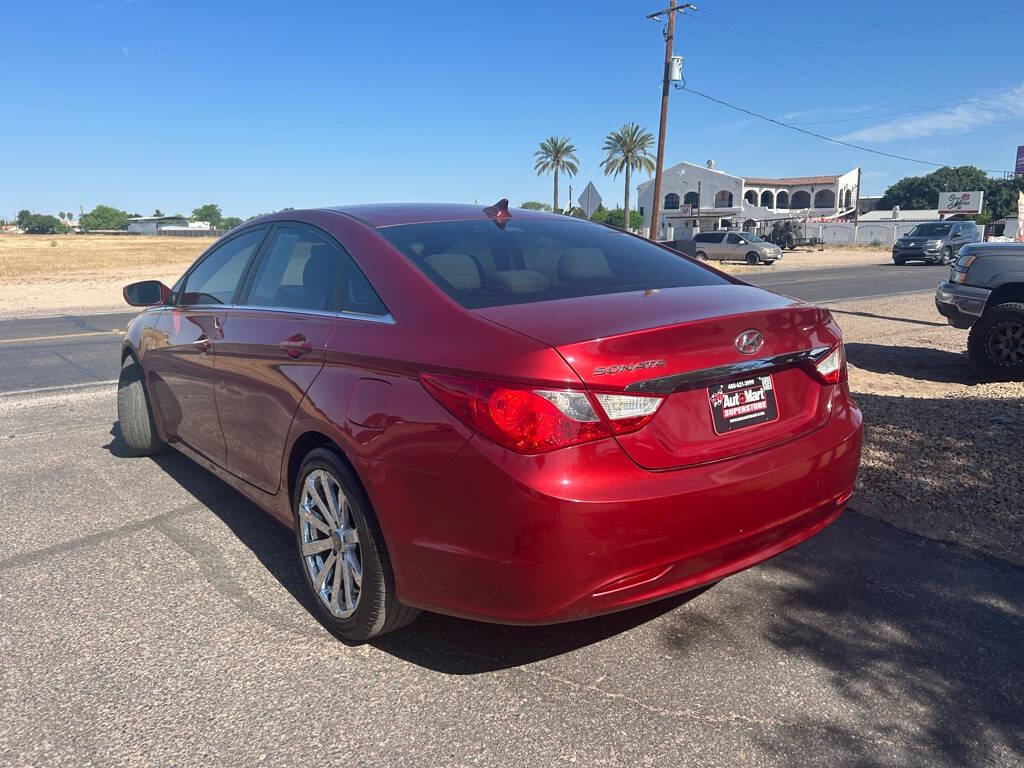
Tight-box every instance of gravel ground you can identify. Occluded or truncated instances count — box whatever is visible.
[826,291,1024,565]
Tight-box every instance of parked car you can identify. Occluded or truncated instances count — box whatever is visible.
[692,231,783,264]
[118,201,862,642]
[893,220,981,265]
[935,242,1024,377]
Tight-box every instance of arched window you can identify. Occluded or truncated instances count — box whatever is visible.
[744,190,758,205]
[844,189,853,209]
[664,192,680,210]
[714,190,733,208]
[760,190,774,208]
[791,190,810,209]
[776,191,789,209]
[683,191,699,208]
[814,189,836,208]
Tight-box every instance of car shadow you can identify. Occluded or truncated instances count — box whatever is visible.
[104,424,707,671]
[700,510,1024,766]
[844,342,982,384]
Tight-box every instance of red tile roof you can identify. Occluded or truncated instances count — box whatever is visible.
[743,175,841,186]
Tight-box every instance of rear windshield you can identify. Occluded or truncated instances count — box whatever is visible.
[908,223,951,236]
[377,218,729,309]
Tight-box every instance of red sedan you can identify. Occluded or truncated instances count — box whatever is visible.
[119,201,862,642]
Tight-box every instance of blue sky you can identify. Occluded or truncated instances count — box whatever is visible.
[4,0,1023,220]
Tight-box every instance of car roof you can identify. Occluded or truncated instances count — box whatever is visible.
[324,203,561,228]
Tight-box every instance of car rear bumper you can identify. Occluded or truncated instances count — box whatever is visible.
[362,385,863,624]
[935,281,990,328]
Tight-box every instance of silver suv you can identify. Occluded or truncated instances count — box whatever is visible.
[692,231,782,265]
[893,220,981,265]
[935,242,1024,377]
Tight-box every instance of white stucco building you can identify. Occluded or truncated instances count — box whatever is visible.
[637,160,860,240]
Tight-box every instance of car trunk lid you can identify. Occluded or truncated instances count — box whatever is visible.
[476,285,840,470]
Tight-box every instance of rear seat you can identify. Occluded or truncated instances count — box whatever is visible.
[424,253,482,291]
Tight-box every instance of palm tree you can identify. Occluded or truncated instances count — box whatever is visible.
[533,136,578,213]
[600,123,655,232]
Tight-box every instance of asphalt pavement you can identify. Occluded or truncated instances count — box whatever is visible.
[2,262,1021,766]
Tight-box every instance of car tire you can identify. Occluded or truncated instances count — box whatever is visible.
[695,251,708,261]
[117,355,166,456]
[967,302,1024,379]
[940,247,953,265]
[293,447,420,643]
[893,257,905,265]
[745,252,760,265]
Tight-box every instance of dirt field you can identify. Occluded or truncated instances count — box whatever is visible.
[0,233,890,317]
[0,234,206,318]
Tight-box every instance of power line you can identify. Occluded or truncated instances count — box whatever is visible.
[682,27,932,108]
[816,6,1022,48]
[789,94,1017,126]
[688,11,943,102]
[679,84,1013,175]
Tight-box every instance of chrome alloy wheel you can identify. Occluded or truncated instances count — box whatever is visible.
[988,320,1024,367]
[299,469,362,618]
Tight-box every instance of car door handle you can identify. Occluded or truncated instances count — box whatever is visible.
[193,334,212,353]
[280,334,313,359]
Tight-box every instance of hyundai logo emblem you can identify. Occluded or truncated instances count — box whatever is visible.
[735,330,764,355]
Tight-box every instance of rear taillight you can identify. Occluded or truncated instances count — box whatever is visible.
[420,374,663,453]
[813,344,846,384]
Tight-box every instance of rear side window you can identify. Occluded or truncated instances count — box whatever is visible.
[247,226,340,312]
[180,228,265,306]
[245,225,389,316]
[377,218,728,309]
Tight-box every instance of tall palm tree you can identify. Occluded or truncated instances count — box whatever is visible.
[600,123,655,232]
[533,136,578,213]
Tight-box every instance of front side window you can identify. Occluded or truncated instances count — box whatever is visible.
[180,228,266,306]
[726,234,743,245]
[378,218,729,309]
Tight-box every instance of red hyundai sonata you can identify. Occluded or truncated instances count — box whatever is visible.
[119,201,862,642]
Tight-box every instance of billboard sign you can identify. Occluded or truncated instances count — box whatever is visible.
[1016,145,1024,176]
[938,191,984,214]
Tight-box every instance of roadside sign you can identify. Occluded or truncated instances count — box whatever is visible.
[938,191,984,215]
[679,203,692,216]
[577,182,602,219]
[1016,145,1024,176]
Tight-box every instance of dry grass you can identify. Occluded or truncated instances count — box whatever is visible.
[0,233,206,280]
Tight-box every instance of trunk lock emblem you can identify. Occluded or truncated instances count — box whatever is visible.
[735,330,764,355]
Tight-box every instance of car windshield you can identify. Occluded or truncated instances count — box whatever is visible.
[907,223,951,237]
[377,218,730,309]
[742,233,765,243]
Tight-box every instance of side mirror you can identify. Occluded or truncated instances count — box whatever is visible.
[123,280,171,307]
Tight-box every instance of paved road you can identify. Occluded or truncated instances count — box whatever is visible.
[1,384,1020,766]
[0,263,947,395]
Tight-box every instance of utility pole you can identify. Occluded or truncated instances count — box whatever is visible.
[647,2,695,241]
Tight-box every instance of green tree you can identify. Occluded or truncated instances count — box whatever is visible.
[79,204,128,231]
[190,203,223,228]
[879,166,989,211]
[16,210,31,228]
[600,123,655,232]
[21,214,63,234]
[153,208,164,217]
[533,137,578,213]
[598,208,643,229]
[221,216,243,229]
[520,201,553,211]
